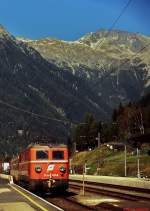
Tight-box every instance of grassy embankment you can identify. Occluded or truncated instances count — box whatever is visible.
[71,145,150,177]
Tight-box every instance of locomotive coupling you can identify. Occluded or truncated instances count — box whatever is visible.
[47,179,55,188]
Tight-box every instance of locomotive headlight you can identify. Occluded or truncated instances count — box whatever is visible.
[35,165,42,173]
[59,166,66,173]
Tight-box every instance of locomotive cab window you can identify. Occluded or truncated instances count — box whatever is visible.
[52,151,64,160]
[36,150,48,159]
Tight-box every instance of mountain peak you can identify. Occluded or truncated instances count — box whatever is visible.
[0,25,12,39]
[0,25,16,42]
[80,29,144,41]
[17,37,34,43]
[0,24,8,34]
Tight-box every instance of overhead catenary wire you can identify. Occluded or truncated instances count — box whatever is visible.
[0,39,79,128]
[0,99,70,124]
[96,0,133,49]
[54,0,133,82]
[91,0,134,87]
[119,43,149,67]
[55,1,134,112]
[93,0,150,89]
[92,42,150,90]
[0,0,143,128]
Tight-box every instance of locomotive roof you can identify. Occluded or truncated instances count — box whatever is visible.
[27,143,67,149]
[10,144,67,162]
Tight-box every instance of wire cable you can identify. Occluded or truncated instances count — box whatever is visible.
[0,0,141,129]
[96,0,133,48]
[0,99,69,124]
[91,0,134,89]
[92,42,150,89]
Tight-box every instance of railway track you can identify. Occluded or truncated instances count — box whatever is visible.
[69,179,150,201]
[43,183,150,211]
[44,191,100,211]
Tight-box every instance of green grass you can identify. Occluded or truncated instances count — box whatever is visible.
[71,146,150,177]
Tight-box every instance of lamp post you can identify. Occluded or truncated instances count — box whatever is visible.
[124,144,127,177]
[96,132,101,148]
[69,158,73,174]
[136,108,144,178]
[82,160,87,196]
[79,122,88,151]
[137,147,140,178]
[96,121,103,148]
[17,129,24,137]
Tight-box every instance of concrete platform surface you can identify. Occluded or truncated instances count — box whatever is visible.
[69,174,150,189]
[0,202,35,211]
[0,178,63,211]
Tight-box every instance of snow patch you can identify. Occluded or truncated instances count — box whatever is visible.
[17,37,34,43]
[86,97,99,108]
[28,85,39,93]
[13,63,23,74]
[55,107,66,117]
[145,79,150,88]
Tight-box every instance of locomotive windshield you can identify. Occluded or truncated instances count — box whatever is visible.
[36,150,48,159]
[52,151,64,160]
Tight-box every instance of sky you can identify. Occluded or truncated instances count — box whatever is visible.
[0,0,150,40]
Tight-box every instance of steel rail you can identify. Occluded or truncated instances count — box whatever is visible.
[69,179,150,201]
[44,193,97,211]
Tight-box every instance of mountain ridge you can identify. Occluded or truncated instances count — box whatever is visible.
[17,29,150,71]
[18,28,150,103]
[0,25,150,154]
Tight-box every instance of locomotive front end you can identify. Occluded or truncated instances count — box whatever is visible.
[29,145,69,192]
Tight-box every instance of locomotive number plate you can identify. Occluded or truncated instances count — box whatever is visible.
[47,164,55,171]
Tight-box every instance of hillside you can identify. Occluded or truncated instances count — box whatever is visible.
[71,145,150,177]
[0,26,113,155]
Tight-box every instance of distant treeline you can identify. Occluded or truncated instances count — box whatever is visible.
[73,93,150,151]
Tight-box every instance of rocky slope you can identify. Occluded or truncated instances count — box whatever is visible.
[18,29,150,109]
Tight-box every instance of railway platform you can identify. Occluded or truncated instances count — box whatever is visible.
[70,174,150,189]
[0,175,63,211]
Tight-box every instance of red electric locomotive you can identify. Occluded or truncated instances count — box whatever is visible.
[10,143,69,191]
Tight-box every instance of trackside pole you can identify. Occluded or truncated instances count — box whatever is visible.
[124,145,127,177]
[82,165,85,196]
[137,148,140,178]
[82,161,87,196]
